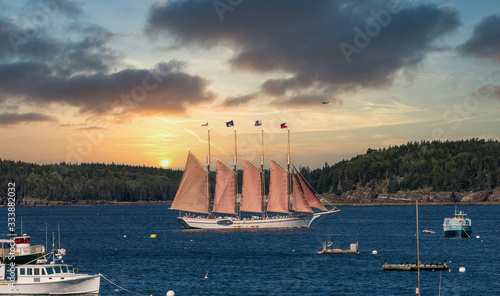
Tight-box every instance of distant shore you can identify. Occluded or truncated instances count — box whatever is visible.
[4,198,499,207]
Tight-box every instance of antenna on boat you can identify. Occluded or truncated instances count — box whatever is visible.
[45,223,48,253]
[21,216,23,235]
[58,222,61,249]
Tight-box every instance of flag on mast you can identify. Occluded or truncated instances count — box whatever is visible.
[226,120,234,127]
[202,121,208,127]
[280,122,288,129]
[255,120,262,126]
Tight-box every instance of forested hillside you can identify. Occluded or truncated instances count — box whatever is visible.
[1,139,499,204]
[0,161,183,202]
[299,138,500,196]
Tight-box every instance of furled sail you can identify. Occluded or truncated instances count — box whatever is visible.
[171,152,209,213]
[240,159,262,213]
[213,160,236,214]
[292,174,313,213]
[267,160,289,213]
[294,165,327,211]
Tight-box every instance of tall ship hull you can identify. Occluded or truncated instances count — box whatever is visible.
[177,210,339,229]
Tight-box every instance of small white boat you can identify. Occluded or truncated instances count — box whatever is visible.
[422,229,435,234]
[0,249,100,295]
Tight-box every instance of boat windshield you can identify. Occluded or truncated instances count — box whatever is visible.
[54,266,61,273]
[45,267,54,275]
[61,265,68,273]
[68,266,74,273]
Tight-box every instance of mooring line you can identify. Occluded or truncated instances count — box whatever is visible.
[99,273,152,296]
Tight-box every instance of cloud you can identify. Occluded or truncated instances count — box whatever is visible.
[146,0,460,99]
[0,60,215,116]
[222,93,259,107]
[0,112,56,125]
[471,84,500,101]
[270,94,342,107]
[0,12,216,120]
[458,14,500,62]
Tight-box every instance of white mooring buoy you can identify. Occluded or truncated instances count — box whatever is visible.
[167,291,175,296]
[476,235,480,239]
[459,267,466,273]
[372,250,378,255]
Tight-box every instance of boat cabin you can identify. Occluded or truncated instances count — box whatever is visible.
[0,263,77,283]
[443,211,471,227]
[0,235,45,264]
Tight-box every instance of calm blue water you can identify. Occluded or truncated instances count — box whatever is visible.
[2,205,499,296]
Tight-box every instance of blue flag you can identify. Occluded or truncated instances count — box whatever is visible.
[226,120,234,127]
[255,120,262,126]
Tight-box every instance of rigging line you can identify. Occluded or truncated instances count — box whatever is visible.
[459,223,471,238]
[99,273,152,296]
[291,161,321,196]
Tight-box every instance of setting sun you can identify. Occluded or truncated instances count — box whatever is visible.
[160,160,170,167]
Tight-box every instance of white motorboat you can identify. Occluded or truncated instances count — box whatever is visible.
[0,249,100,295]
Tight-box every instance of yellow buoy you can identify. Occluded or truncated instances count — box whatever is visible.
[150,234,157,238]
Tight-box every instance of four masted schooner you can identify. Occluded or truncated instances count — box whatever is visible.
[170,122,339,229]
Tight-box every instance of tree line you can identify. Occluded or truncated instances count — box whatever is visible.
[1,139,499,203]
[0,161,183,202]
[299,138,500,195]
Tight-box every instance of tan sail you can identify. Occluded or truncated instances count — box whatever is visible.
[171,152,209,213]
[267,160,288,213]
[213,160,236,214]
[295,166,327,211]
[240,159,262,213]
[292,174,313,213]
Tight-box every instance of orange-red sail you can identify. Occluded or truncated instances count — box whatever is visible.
[240,159,262,213]
[171,152,209,213]
[295,167,327,211]
[292,174,313,213]
[267,160,289,213]
[213,160,236,214]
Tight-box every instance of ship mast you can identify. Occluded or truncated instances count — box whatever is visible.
[207,124,211,215]
[416,200,421,295]
[234,125,238,216]
[261,123,265,218]
[287,126,291,213]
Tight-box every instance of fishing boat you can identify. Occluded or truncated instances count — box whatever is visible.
[443,209,472,238]
[0,234,45,264]
[0,249,100,294]
[171,122,339,229]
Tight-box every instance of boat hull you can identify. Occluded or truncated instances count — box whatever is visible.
[177,210,339,229]
[0,274,100,295]
[0,253,45,264]
[443,228,472,238]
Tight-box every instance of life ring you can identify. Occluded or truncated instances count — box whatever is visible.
[459,220,463,225]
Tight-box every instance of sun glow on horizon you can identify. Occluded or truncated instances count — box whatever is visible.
[160,160,170,167]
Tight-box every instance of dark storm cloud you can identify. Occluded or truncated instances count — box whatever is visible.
[458,14,500,62]
[146,0,460,99]
[0,112,56,125]
[0,17,117,75]
[0,9,216,119]
[0,60,215,115]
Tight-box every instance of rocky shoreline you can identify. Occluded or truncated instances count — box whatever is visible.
[4,188,500,207]
[319,187,500,205]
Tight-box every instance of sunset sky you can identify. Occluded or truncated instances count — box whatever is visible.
[0,0,499,170]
